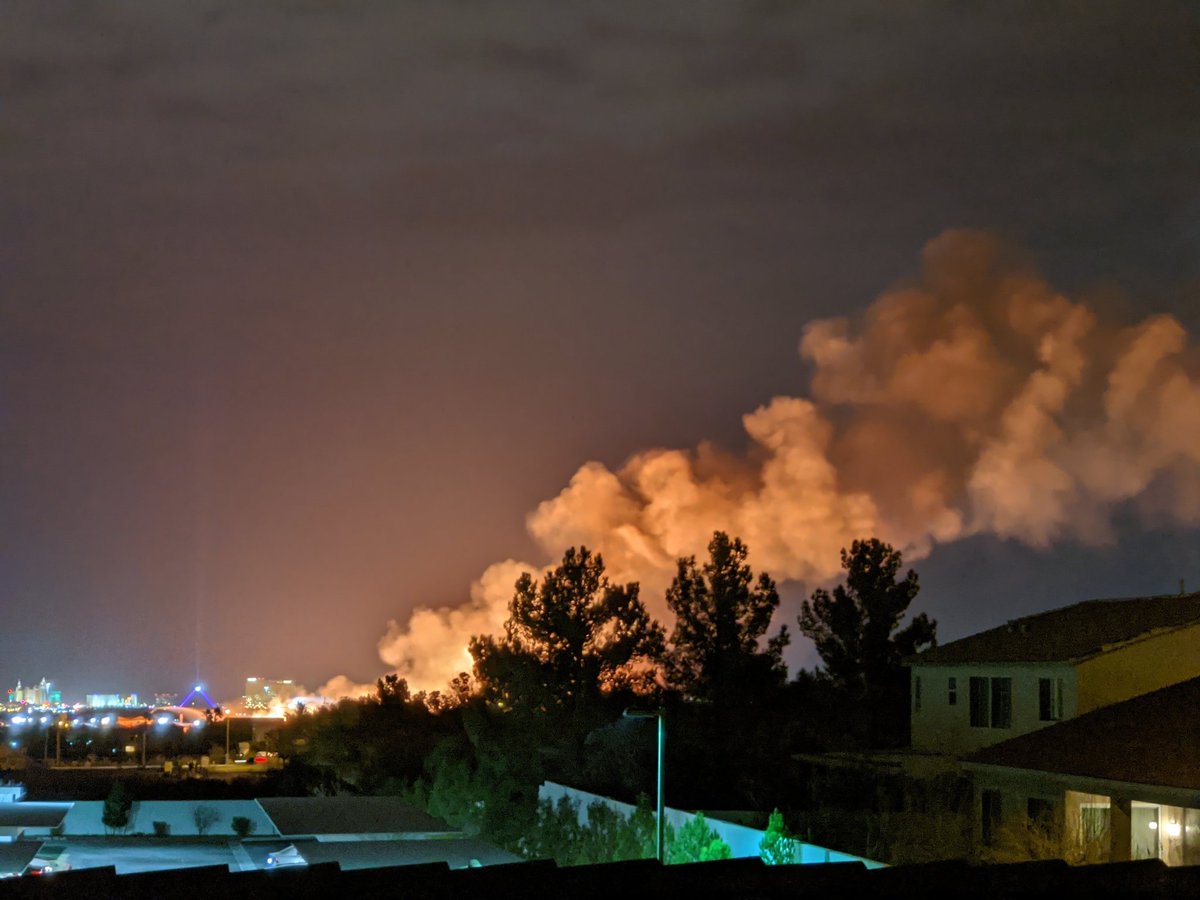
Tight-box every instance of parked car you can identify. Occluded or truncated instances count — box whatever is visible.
[265,844,306,868]
[27,844,70,875]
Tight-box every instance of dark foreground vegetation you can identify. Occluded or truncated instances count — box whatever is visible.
[6,536,950,864]
[243,535,950,864]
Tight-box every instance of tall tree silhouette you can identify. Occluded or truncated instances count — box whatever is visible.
[665,532,789,706]
[798,538,936,745]
[470,546,664,723]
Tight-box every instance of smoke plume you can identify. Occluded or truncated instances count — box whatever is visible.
[321,231,1200,697]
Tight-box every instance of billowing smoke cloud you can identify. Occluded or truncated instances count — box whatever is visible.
[321,230,1200,697]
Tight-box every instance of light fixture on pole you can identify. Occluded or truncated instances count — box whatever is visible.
[624,708,665,863]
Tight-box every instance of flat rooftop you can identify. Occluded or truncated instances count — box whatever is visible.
[0,803,72,828]
[246,837,520,870]
[256,796,458,837]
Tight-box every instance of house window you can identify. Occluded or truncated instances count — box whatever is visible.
[990,677,1012,728]
[969,677,988,727]
[914,676,922,713]
[1038,677,1063,721]
[948,676,957,706]
[981,790,1002,846]
[1080,805,1111,844]
[1027,798,1054,826]
[970,676,1012,729]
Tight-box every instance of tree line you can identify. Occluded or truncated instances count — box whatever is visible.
[271,534,937,860]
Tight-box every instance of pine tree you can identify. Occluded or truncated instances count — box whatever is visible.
[101,780,132,834]
[759,808,796,865]
[665,532,789,706]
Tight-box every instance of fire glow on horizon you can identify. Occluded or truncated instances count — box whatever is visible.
[322,231,1200,698]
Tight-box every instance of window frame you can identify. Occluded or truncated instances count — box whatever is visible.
[969,676,988,728]
[990,677,1012,729]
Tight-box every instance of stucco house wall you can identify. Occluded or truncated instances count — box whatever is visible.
[1074,622,1200,714]
[910,664,1076,755]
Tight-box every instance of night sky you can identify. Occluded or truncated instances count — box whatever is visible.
[2,2,1198,703]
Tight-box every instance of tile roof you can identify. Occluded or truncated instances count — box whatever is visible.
[255,796,457,837]
[966,675,1200,792]
[909,592,1200,665]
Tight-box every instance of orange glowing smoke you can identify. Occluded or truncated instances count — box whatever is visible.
[322,231,1200,697]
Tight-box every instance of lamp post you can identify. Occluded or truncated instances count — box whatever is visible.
[624,708,665,863]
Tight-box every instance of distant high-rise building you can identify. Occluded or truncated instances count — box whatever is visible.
[7,678,59,707]
[153,692,180,707]
[85,693,139,708]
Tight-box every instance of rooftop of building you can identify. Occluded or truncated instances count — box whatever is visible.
[908,592,1200,666]
[966,674,1200,792]
[0,854,1196,899]
[0,803,72,829]
[255,796,458,838]
[244,837,521,870]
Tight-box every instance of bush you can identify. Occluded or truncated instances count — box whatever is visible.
[152,821,170,837]
[760,808,796,865]
[231,816,256,839]
[668,812,732,864]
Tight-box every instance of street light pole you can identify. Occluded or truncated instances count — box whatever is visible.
[624,708,666,863]
[655,710,665,863]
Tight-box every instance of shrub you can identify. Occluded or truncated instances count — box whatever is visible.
[231,816,256,839]
[152,821,171,837]
[668,812,732,864]
[760,808,796,865]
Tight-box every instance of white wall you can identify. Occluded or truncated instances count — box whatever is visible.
[538,782,882,868]
[56,800,278,837]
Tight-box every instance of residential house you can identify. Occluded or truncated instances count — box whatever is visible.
[907,593,1200,756]
[963,675,1200,866]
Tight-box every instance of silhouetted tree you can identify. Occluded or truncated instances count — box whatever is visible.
[665,532,789,705]
[376,673,411,706]
[470,547,665,723]
[231,815,256,838]
[192,803,219,835]
[797,538,936,746]
[101,780,132,834]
